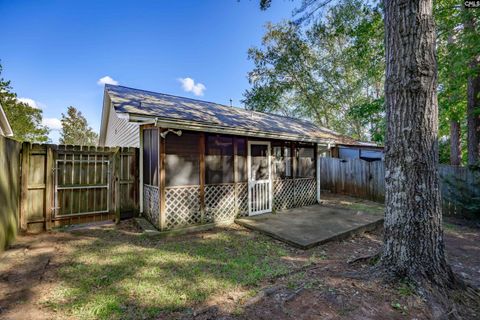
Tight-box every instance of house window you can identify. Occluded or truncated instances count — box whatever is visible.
[205,135,234,184]
[272,142,292,179]
[165,132,200,186]
[297,146,315,178]
[143,128,158,186]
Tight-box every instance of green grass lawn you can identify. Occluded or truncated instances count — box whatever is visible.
[44,225,294,320]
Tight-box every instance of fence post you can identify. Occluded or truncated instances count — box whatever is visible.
[366,161,371,200]
[44,145,54,230]
[20,142,30,232]
[112,148,121,223]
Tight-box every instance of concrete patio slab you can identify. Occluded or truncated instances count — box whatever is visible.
[235,205,383,249]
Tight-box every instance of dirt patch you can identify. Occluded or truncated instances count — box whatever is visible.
[1,215,479,319]
[444,218,480,288]
[0,231,68,319]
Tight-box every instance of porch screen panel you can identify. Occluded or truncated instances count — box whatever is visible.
[143,130,151,185]
[205,135,234,184]
[235,138,247,182]
[284,144,292,178]
[297,146,315,178]
[143,128,158,186]
[150,131,158,186]
[165,132,200,186]
[273,145,283,180]
[272,142,292,179]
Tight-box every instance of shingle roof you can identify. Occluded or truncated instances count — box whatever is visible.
[105,84,357,144]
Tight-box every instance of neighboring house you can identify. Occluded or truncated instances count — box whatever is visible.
[0,102,14,137]
[99,84,361,231]
[330,143,384,162]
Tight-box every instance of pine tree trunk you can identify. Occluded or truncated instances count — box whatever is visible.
[467,62,480,166]
[382,0,451,284]
[450,120,461,166]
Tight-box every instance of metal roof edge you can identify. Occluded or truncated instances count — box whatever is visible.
[128,114,334,145]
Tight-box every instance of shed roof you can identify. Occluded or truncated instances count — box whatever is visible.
[104,84,358,144]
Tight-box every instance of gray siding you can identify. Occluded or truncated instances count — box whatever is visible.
[105,103,139,147]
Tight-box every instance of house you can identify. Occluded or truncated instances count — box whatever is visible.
[0,102,13,137]
[330,143,384,162]
[99,84,360,231]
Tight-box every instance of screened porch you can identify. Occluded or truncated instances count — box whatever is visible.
[141,127,319,231]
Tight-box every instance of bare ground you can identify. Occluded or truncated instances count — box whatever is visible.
[1,199,479,319]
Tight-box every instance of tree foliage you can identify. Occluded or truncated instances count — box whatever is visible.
[435,0,480,165]
[0,63,50,143]
[251,0,479,161]
[245,0,385,142]
[59,106,98,146]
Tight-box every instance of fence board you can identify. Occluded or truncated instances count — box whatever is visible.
[320,157,478,215]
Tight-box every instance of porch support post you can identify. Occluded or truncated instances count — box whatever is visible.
[233,138,238,215]
[139,126,144,214]
[159,128,166,230]
[316,143,321,203]
[292,142,297,179]
[199,133,206,222]
[292,142,297,207]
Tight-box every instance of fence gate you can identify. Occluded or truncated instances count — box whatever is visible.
[53,153,111,218]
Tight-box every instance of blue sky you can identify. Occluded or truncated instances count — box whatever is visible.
[0,0,297,143]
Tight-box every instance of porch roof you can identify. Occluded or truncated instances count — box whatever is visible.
[104,84,358,144]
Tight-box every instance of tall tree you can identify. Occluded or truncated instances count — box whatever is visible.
[60,106,98,146]
[382,0,452,286]
[246,0,385,141]
[0,63,49,143]
[465,11,480,166]
[435,0,479,166]
[449,120,462,165]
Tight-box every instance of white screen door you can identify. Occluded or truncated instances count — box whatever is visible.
[247,141,272,216]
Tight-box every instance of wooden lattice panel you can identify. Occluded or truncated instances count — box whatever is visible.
[143,184,159,227]
[205,184,236,222]
[295,178,317,207]
[236,183,249,217]
[165,186,201,229]
[273,179,295,211]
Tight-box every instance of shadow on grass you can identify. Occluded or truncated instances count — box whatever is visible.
[47,224,293,320]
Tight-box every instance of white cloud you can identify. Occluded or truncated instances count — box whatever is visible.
[17,97,44,109]
[42,117,62,130]
[97,76,119,86]
[178,77,206,96]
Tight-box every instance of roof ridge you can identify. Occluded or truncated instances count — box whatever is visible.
[105,84,339,135]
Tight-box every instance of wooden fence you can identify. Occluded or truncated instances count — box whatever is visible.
[320,157,479,215]
[0,136,22,249]
[1,141,140,235]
